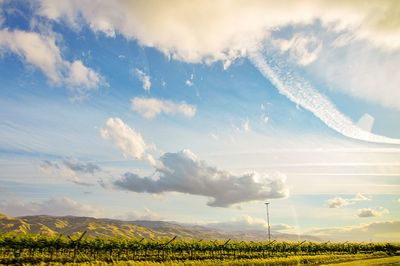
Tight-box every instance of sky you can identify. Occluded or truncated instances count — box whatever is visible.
[0,0,399,242]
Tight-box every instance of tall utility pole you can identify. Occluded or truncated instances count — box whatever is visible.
[265,202,271,241]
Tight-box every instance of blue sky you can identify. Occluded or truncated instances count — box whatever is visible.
[0,0,400,241]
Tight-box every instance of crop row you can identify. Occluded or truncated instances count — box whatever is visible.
[0,233,398,264]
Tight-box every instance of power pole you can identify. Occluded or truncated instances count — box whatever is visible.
[265,202,271,241]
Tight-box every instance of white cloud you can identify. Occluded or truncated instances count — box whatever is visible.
[357,207,389,218]
[114,149,289,207]
[261,114,269,124]
[242,119,251,132]
[100,117,156,165]
[327,197,350,209]
[206,215,296,232]
[210,133,219,141]
[250,49,400,145]
[271,223,296,232]
[66,60,104,90]
[37,0,400,65]
[185,73,194,86]
[134,68,151,91]
[33,0,400,141]
[0,197,104,217]
[353,193,370,202]
[327,193,370,208]
[272,33,322,65]
[307,220,400,242]
[115,208,163,221]
[185,79,193,87]
[131,97,196,119]
[309,42,400,110]
[0,29,104,93]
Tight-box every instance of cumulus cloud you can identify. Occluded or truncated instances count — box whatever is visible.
[40,159,100,186]
[0,197,104,217]
[131,97,196,119]
[272,33,322,65]
[0,29,104,93]
[357,207,389,218]
[100,117,157,165]
[114,149,289,207]
[36,0,400,64]
[134,68,151,91]
[307,221,400,242]
[66,60,104,90]
[327,197,350,209]
[327,193,370,208]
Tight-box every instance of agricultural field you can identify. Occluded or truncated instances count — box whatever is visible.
[0,233,399,265]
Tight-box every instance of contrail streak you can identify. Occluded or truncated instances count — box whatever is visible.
[249,49,400,145]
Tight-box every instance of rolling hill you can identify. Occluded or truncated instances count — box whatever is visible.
[0,213,320,242]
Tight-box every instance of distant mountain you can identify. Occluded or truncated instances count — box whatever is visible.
[0,213,320,242]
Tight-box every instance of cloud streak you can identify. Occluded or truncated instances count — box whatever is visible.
[249,48,400,145]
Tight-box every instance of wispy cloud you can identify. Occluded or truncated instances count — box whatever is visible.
[327,193,370,208]
[249,49,400,145]
[272,33,322,66]
[131,97,196,119]
[185,73,194,87]
[133,68,151,91]
[40,159,101,186]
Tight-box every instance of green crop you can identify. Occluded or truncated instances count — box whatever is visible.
[0,233,398,264]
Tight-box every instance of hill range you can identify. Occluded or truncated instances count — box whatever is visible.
[0,213,320,242]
